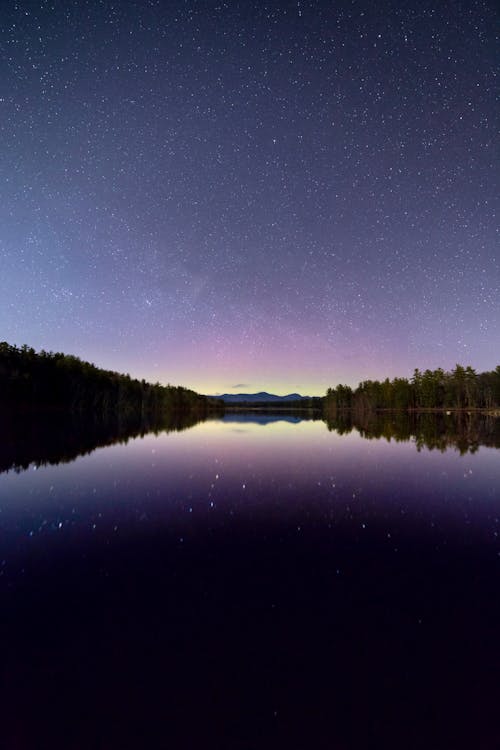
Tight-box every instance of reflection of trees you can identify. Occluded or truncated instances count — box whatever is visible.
[2,409,498,476]
[0,411,206,475]
[324,411,500,454]
[0,341,223,474]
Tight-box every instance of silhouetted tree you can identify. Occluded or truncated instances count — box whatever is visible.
[0,341,218,418]
[324,364,500,414]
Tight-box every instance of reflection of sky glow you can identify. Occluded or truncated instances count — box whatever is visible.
[1,419,498,545]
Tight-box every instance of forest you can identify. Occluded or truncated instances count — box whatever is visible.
[2,343,498,419]
[0,342,217,417]
[324,365,500,413]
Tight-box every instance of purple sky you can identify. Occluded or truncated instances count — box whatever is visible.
[1,1,498,395]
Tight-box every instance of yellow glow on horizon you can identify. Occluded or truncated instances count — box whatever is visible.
[173,379,332,398]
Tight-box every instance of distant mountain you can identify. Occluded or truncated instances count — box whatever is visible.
[210,392,313,403]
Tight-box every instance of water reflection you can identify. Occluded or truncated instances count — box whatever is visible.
[1,409,499,748]
[1,409,498,475]
[325,410,500,454]
[0,409,207,474]
[220,412,323,426]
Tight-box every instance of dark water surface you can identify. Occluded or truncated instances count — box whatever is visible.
[1,413,499,749]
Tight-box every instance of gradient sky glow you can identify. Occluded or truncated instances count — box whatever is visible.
[1,0,498,395]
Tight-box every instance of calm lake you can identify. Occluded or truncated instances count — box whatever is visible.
[1,412,499,749]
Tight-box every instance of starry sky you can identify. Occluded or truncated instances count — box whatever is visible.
[1,0,498,396]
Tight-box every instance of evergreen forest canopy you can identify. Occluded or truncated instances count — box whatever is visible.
[325,365,500,412]
[0,342,214,416]
[1,342,498,416]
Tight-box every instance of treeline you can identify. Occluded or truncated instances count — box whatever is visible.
[325,365,500,412]
[0,342,215,417]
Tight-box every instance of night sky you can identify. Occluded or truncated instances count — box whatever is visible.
[1,0,498,396]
